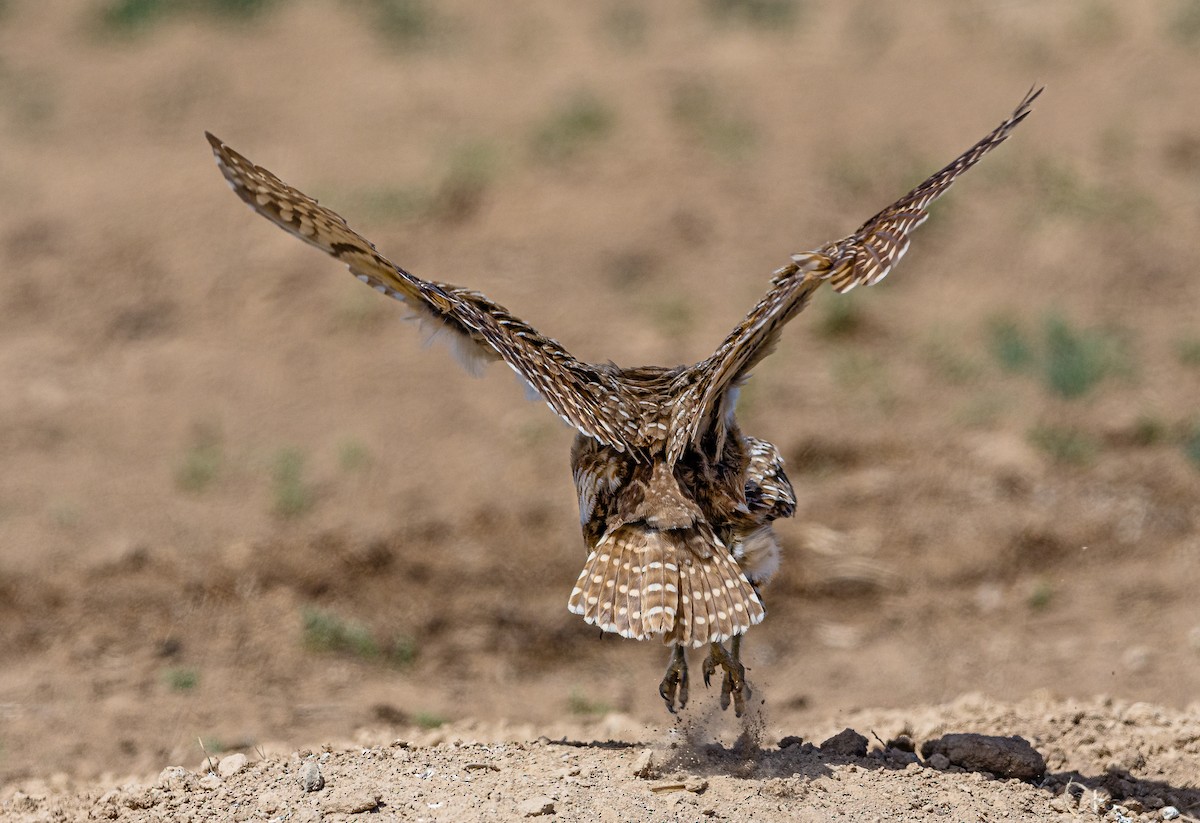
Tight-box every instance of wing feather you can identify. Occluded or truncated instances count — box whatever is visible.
[666,87,1042,464]
[206,133,639,454]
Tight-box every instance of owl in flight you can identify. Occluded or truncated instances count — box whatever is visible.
[208,87,1039,716]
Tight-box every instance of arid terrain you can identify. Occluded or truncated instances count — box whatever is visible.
[1,1,1198,819]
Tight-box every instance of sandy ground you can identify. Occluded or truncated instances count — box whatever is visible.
[1,0,1199,819]
[5,696,1199,821]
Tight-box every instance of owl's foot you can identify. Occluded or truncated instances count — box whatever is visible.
[658,645,689,713]
[702,636,747,717]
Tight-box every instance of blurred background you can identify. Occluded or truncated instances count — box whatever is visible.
[1,0,1198,783]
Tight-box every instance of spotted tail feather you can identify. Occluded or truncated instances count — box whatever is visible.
[568,526,765,648]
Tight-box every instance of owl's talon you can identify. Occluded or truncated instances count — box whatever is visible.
[659,645,689,713]
[701,654,717,689]
[706,638,747,717]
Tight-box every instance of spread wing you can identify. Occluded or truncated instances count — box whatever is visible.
[666,87,1042,464]
[206,133,640,454]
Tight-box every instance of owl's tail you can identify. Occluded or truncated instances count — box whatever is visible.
[567,525,765,648]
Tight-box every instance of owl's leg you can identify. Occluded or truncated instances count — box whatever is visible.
[658,645,689,713]
[702,636,747,717]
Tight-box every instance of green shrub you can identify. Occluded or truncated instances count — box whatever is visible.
[1042,314,1126,399]
[272,448,313,518]
[164,667,200,691]
[1184,424,1200,469]
[1176,338,1200,367]
[338,439,372,472]
[1027,578,1054,611]
[100,0,271,32]
[415,711,445,729]
[176,435,222,493]
[302,608,417,666]
[1168,0,1200,47]
[816,293,865,339]
[986,316,1034,372]
[703,0,803,30]
[567,689,611,717]
[302,608,379,658]
[530,91,616,163]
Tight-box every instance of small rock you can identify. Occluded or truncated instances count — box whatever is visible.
[300,760,324,792]
[920,734,1045,781]
[632,749,656,779]
[519,795,556,817]
[928,753,950,770]
[778,735,804,749]
[197,774,221,790]
[1049,795,1074,812]
[322,789,380,814]
[155,766,192,790]
[218,753,248,778]
[819,728,868,757]
[1162,807,1180,820]
[686,779,709,794]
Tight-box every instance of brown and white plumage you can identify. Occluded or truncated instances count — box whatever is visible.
[207,87,1038,713]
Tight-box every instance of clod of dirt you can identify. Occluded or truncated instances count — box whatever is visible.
[518,795,556,817]
[631,748,656,779]
[819,728,869,757]
[299,760,324,792]
[322,788,381,814]
[217,753,247,778]
[920,733,1045,781]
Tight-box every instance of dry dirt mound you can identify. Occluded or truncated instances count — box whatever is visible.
[4,696,1197,822]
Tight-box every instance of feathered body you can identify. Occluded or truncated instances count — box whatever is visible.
[206,87,1040,713]
[568,391,794,648]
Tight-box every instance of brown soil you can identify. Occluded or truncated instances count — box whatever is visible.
[1,1,1199,819]
[5,697,1200,821]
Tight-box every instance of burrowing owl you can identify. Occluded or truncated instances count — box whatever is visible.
[208,87,1039,716]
